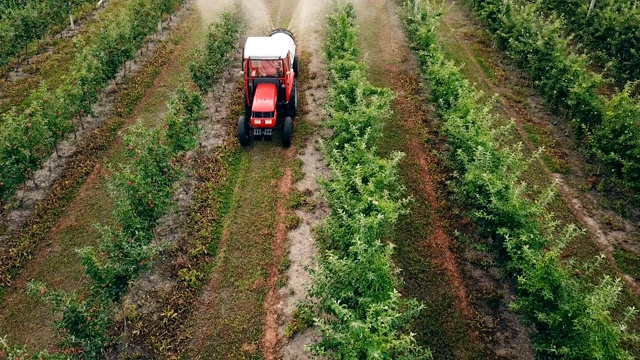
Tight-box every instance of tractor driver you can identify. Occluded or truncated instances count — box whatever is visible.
[249,60,261,77]
[261,60,281,77]
[249,60,283,77]
[274,61,283,77]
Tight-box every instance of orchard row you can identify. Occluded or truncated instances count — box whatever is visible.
[303,4,431,358]
[466,0,640,194]
[0,0,183,201]
[0,9,243,359]
[401,2,638,358]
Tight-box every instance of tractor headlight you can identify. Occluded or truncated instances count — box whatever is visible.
[254,119,262,125]
[265,119,273,125]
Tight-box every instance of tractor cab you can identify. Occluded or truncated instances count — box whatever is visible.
[238,29,299,147]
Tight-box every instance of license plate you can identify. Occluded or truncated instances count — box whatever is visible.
[253,129,272,136]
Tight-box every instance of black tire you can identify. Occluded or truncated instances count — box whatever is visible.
[288,80,298,117]
[243,92,251,119]
[293,55,299,78]
[282,116,293,148]
[238,115,250,146]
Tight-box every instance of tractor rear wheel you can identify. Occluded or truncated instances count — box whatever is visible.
[293,55,299,78]
[243,92,251,118]
[282,116,293,147]
[288,80,298,117]
[238,115,250,146]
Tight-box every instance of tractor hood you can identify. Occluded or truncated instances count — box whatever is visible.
[252,83,278,112]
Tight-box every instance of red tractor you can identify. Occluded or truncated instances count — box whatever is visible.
[238,29,299,147]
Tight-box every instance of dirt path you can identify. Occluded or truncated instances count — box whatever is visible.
[438,0,640,293]
[183,0,331,358]
[262,155,294,359]
[276,1,332,358]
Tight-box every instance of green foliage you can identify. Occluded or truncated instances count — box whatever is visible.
[462,0,640,192]
[166,86,205,152]
[324,4,358,63]
[27,282,111,358]
[0,0,185,201]
[538,0,640,84]
[400,1,638,358]
[508,226,639,360]
[321,139,406,254]
[309,3,430,358]
[79,225,158,302]
[284,302,314,338]
[501,3,603,129]
[590,84,640,191]
[188,11,244,92]
[312,289,430,360]
[0,0,95,68]
[30,86,205,356]
[116,125,180,229]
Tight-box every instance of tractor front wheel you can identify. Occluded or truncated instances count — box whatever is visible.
[238,115,251,146]
[293,55,299,78]
[282,116,293,147]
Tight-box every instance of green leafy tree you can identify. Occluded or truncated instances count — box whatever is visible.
[188,11,244,92]
[27,282,111,358]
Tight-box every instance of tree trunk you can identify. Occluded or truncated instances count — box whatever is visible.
[587,0,597,17]
[70,13,75,29]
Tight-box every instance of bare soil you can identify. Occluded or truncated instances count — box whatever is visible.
[276,1,333,357]
[262,163,294,359]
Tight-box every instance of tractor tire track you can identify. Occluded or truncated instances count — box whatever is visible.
[262,162,293,359]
